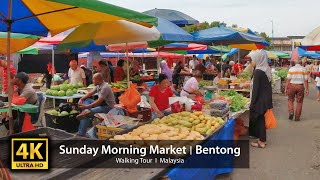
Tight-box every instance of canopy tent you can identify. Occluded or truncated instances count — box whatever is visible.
[222,48,238,61]
[0,32,40,54]
[0,0,158,134]
[187,49,227,55]
[144,8,199,27]
[159,43,207,51]
[272,51,290,59]
[147,17,194,48]
[192,25,265,45]
[209,45,232,52]
[127,52,185,59]
[17,46,38,55]
[78,52,125,59]
[132,48,156,53]
[297,47,320,59]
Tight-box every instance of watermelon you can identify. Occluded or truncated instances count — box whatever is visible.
[58,90,65,96]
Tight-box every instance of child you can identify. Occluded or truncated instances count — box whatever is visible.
[315,74,320,101]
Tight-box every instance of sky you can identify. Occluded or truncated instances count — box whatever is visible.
[105,0,320,37]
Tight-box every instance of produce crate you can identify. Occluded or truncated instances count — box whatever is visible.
[45,113,80,133]
[229,84,240,90]
[96,125,123,140]
[125,107,151,122]
[217,84,229,89]
[0,127,74,140]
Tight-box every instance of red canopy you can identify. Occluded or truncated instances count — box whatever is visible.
[38,36,66,45]
[158,43,207,51]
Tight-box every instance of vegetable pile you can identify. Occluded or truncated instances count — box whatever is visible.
[238,71,252,81]
[275,68,289,79]
[199,80,213,87]
[219,90,249,112]
[110,81,128,90]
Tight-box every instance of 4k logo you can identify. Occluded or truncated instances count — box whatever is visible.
[11,138,48,170]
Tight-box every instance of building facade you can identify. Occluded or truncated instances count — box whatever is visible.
[271,36,304,53]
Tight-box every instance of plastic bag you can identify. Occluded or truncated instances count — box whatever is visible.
[171,101,185,113]
[12,96,26,105]
[265,109,277,129]
[191,102,202,111]
[119,84,141,113]
[194,95,204,104]
[22,113,35,132]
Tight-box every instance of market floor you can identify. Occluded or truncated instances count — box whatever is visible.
[217,85,320,180]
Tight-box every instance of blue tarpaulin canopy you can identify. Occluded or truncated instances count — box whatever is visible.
[192,26,265,45]
[298,47,320,59]
[144,8,199,27]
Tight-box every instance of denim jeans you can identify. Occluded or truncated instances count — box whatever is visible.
[78,98,111,136]
[151,109,171,120]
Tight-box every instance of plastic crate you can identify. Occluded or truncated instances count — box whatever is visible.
[45,113,80,133]
[96,125,123,140]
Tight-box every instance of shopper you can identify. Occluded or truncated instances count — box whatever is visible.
[285,58,309,121]
[68,60,86,87]
[107,61,114,83]
[315,74,320,101]
[98,59,111,83]
[249,50,273,148]
[180,70,203,97]
[77,73,115,136]
[114,59,125,82]
[149,74,174,119]
[160,61,173,82]
[311,60,319,79]
[172,61,184,87]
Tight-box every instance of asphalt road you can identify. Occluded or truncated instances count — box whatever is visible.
[217,84,320,180]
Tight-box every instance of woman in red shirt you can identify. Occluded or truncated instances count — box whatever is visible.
[114,59,125,82]
[149,74,174,119]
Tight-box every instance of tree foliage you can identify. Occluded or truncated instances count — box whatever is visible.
[183,21,227,33]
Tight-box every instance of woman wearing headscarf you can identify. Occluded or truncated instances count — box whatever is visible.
[249,50,273,148]
[160,61,172,82]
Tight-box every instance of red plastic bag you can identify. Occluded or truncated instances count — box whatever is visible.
[265,109,277,129]
[119,84,141,113]
[171,101,185,113]
[22,113,35,132]
[191,102,202,111]
[12,96,26,105]
[194,95,204,104]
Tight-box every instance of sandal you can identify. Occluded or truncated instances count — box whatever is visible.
[251,141,266,148]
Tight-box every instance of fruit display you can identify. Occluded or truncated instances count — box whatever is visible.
[110,81,128,91]
[45,82,80,97]
[110,124,205,144]
[217,79,229,85]
[46,109,79,117]
[218,90,250,112]
[238,71,252,81]
[151,111,225,135]
[199,80,213,87]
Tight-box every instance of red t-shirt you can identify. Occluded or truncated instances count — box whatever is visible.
[233,64,243,76]
[149,85,174,112]
[2,65,16,92]
[114,66,125,82]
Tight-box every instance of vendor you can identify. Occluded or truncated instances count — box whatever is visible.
[77,73,115,136]
[180,70,203,97]
[68,60,86,87]
[130,59,141,77]
[114,59,125,82]
[13,72,39,131]
[149,74,174,119]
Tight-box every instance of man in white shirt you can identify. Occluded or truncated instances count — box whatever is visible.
[189,55,198,71]
[68,60,87,87]
[285,59,309,121]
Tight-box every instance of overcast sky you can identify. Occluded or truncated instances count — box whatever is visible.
[105,0,320,37]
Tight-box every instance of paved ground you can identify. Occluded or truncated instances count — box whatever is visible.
[218,84,320,180]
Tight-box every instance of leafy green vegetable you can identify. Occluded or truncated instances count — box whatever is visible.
[276,68,289,79]
[239,71,252,81]
[229,94,246,112]
[220,90,238,97]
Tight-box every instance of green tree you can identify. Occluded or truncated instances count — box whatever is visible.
[183,21,228,33]
[259,32,272,50]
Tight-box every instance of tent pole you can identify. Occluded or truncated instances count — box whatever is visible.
[52,46,55,78]
[220,43,223,78]
[126,43,130,87]
[157,50,160,74]
[238,49,240,64]
[6,0,14,135]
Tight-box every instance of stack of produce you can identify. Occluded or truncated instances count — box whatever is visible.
[151,111,225,135]
[110,81,128,91]
[209,100,229,117]
[218,90,250,112]
[199,80,213,87]
[46,109,79,117]
[45,80,83,97]
[110,124,205,148]
[275,68,289,79]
